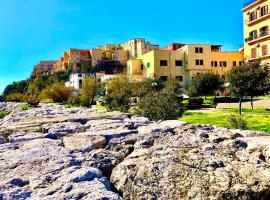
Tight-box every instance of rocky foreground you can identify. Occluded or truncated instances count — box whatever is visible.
[0,103,270,200]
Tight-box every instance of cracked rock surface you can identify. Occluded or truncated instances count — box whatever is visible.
[0,103,270,200]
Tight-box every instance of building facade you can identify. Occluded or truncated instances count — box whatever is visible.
[161,43,186,51]
[53,49,92,74]
[32,61,57,77]
[242,0,270,64]
[127,44,244,89]
[121,38,159,59]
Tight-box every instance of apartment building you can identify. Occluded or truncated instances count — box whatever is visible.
[32,61,57,77]
[127,44,244,89]
[161,43,186,51]
[121,38,159,59]
[90,47,128,66]
[53,49,92,73]
[242,0,270,64]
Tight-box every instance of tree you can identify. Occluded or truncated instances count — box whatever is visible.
[227,65,250,115]
[189,73,224,99]
[25,83,40,104]
[81,76,97,107]
[105,75,131,112]
[39,83,74,103]
[137,88,185,121]
[245,61,270,109]
[131,80,153,98]
[81,60,92,73]
[227,61,270,114]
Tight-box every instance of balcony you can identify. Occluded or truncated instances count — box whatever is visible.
[245,31,270,44]
[245,9,270,26]
[249,53,270,61]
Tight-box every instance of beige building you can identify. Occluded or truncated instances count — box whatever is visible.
[121,38,159,59]
[242,0,270,64]
[32,61,57,77]
[127,44,244,89]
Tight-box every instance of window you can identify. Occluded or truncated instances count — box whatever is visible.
[211,61,218,67]
[262,45,268,56]
[249,30,257,40]
[233,61,237,67]
[251,48,257,58]
[260,6,268,17]
[223,61,227,67]
[78,73,82,77]
[147,62,150,68]
[160,60,168,66]
[176,76,183,82]
[196,60,204,66]
[175,60,183,66]
[219,61,223,67]
[239,61,243,66]
[160,76,168,82]
[249,11,257,22]
[260,26,268,37]
[195,47,203,53]
[141,64,144,70]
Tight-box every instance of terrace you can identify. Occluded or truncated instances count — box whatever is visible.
[243,0,268,10]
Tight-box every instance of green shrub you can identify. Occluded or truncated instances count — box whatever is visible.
[66,96,83,107]
[105,75,131,112]
[6,93,26,102]
[39,83,74,103]
[137,88,185,121]
[0,111,7,119]
[21,104,33,111]
[228,115,248,130]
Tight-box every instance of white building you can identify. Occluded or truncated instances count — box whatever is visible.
[65,73,90,90]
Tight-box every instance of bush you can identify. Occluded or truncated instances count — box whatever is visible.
[0,111,7,119]
[105,75,131,112]
[39,83,74,103]
[66,96,83,107]
[5,93,26,102]
[21,104,33,111]
[228,115,248,130]
[81,76,97,107]
[137,88,185,121]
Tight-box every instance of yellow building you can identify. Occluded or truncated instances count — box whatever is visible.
[127,44,243,89]
[121,38,159,59]
[242,0,270,64]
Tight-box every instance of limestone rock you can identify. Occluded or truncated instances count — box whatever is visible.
[62,135,106,153]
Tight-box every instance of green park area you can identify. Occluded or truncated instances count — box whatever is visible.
[179,107,270,133]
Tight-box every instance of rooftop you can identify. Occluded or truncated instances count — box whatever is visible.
[244,0,257,8]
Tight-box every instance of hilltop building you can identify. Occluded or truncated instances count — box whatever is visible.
[121,38,159,59]
[161,43,186,51]
[127,44,244,89]
[32,61,57,77]
[53,49,91,73]
[242,0,270,64]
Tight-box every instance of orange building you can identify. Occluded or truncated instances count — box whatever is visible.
[32,61,57,77]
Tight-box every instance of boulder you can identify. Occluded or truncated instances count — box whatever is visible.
[111,126,270,200]
[62,135,106,153]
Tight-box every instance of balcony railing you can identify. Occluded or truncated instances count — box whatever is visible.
[245,31,269,43]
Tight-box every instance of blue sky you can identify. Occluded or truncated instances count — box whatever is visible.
[0,0,245,93]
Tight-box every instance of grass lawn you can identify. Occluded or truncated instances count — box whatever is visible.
[179,108,270,133]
